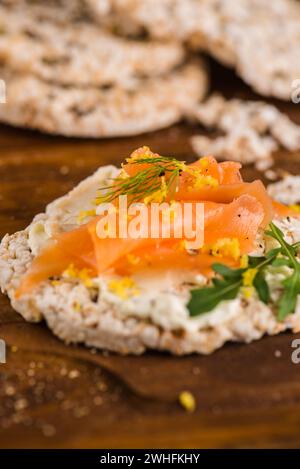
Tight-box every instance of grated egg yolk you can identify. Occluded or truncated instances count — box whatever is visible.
[179,391,196,413]
[63,264,94,288]
[108,277,140,300]
[242,268,258,287]
[202,237,241,261]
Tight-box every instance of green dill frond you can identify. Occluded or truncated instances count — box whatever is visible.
[95,156,185,204]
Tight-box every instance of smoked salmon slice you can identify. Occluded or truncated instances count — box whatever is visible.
[176,180,272,227]
[124,154,242,187]
[16,195,264,296]
[15,224,97,298]
[113,247,237,277]
[16,151,290,298]
[91,195,264,274]
[124,151,271,226]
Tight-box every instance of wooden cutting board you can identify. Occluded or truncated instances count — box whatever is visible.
[1,72,300,448]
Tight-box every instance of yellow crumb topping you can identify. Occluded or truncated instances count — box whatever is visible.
[242,268,258,287]
[63,264,94,288]
[144,175,168,204]
[51,280,61,287]
[108,277,140,300]
[179,391,196,413]
[240,254,249,269]
[202,238,240,261]
[191,173,219,190]
[184,161,219,190]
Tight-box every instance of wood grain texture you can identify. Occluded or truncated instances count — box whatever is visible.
[1,68,300,449]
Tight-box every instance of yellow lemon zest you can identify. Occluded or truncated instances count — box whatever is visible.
[179,391,196,413]
[108,277,140,300]
[63,264,94,288]
[202,238,240,261]
[242,268,258,287]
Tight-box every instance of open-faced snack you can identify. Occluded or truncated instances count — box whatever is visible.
[1,147,300,355]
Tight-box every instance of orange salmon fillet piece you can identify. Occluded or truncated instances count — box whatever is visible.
[16,194,264,297]
[17,152,296,297]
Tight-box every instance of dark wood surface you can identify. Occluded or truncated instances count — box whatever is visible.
[1,71,300,448]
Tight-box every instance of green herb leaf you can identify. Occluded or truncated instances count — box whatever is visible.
[212,263,245,279]
[187,222,300,320]
[266,248,281,259]
[188,279,242,317]
[96,155,183,204]
[278,272,300,320]
[248,256,266,267]
[271,258,293,268]
[267,223,300,320]
[253,270,270,304]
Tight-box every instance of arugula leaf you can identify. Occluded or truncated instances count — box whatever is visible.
[266,248,281,259]
[278,273,300,320]
[271,258,293,268]
[212,263,245,279]
[248,256,266,267]
[267,222,300,320]
[187,222,300,320]
[253,270,270,304]
[188,278,242,317]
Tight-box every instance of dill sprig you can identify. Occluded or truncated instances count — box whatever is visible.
[95,156,185,204]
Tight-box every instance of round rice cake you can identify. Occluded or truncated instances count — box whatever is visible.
[0,0,86,24]
[0,1,185,87]
[201,0,300,101]
[0,62,208,137]
[87,0,300,100]
[86,0,202,40]
[1,165,300,355]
